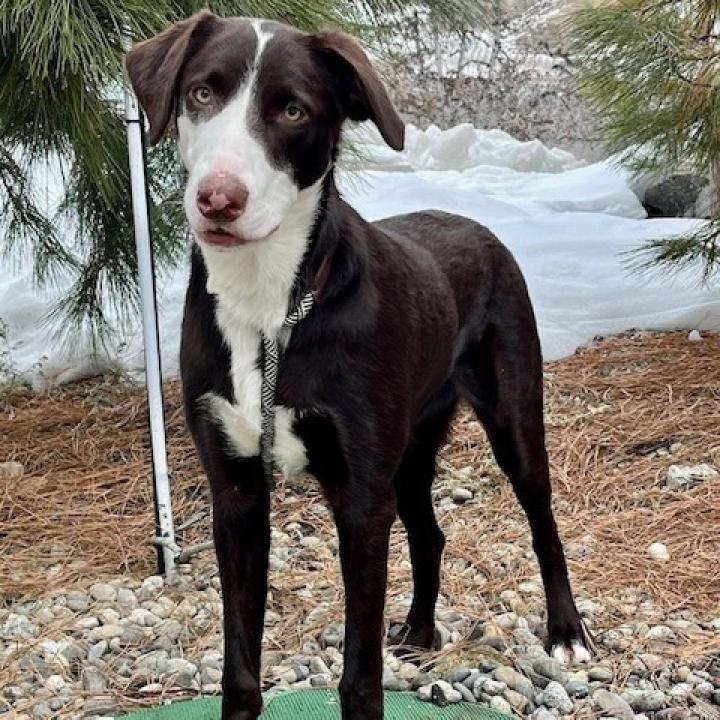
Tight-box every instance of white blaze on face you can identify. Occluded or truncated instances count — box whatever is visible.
[177,21,297,243]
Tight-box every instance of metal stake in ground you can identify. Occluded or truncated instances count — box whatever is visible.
[124,86,176,578]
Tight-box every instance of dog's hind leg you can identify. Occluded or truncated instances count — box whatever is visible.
[458,303,591,662]
[389,392,458,651]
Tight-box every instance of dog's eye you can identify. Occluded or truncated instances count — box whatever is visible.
[191,86,213,105]
[283,104,305,122]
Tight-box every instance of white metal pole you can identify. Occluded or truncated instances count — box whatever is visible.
[124,87,176,578]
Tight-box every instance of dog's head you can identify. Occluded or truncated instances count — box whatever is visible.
[126,12,404,248]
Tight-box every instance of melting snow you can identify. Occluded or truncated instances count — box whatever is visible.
[1,123,718,388]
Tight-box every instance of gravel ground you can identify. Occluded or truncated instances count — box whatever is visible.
[2,332,720,719]
[2,479,719,720]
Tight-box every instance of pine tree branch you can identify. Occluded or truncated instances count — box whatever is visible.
[626,222,720,282]
[0,0,491,352]
[569,0,720,278]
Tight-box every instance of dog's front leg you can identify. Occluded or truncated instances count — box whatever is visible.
[329,482,396,720]
[205,448,269,720]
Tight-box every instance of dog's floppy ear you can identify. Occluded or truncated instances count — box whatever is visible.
[308,31,404,151]
[125,10,215,144]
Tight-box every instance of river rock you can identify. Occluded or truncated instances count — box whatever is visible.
[647,543,670,562]
[543,680,573,713]
[89,583,117,603]
[665,463,718,489]
[622,688,667,712]
[493,666,534,699]
[594,688,634,720]
[533,657,565,682]
[81,667,107,693]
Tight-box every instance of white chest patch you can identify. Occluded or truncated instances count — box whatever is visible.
[200,178,323,478]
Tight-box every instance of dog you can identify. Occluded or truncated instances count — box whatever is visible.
[126,11,591,719]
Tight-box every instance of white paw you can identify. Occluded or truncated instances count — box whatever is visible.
[551,641,592,665]
[201,393,260,457]
[273,408,308,477]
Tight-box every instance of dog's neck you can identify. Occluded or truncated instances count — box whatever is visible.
[199,170,361,336]
[288,173,345,306]
[198,174,328,336]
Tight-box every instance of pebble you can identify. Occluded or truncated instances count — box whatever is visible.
[87,624,123,642]
[594,689,635,720]
[451,487,473,504]
[116,588,138,611]
[74,616,99,630]
[453,682,475,703]
[665,463,718,489]
[166,657,197,676]
[320,623,344,648]
[646,625,675,641]
[479,635,506,652]
[382,667,400,691]
[200,666,222,685]
[82,698,118,715]
[81,668,107,693]
[621,689,667,712]
[669,683,692,701]
[543,680,573,713]
[309,657,331,675]
[417,680,462,705]
[43,675,65,693]
[311,673,331,687]
[565,680,590,698]
[532,709,556,720]
[480,678,507,696]
[97,608,120,625]
[503,687,529,711]
[647,543,670,562]
[65,590,90,613]
[89,583,117,603]
[589,666,614,683]
[694,681,714,699]
[434,621,452,649]
[533,657,565,682]
[154,618,182,640]
[1,613,37,639]
[445,667,471,684]
[463,670,484,690]
[489,695,513,714]
[140,575,165,596]
[493,666,535,699]
[0,460,24,480]
[32,702,52,718]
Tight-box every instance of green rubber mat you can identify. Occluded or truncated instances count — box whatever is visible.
[120,690,511,719]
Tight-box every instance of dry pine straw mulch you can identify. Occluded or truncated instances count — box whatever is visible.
[1,331,719,660]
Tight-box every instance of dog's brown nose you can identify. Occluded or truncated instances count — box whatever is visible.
[197,176,249,221]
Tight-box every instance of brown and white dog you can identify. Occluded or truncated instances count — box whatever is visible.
[126,12,591,720]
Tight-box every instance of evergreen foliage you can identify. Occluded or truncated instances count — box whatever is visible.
[569,0,720,279]
[0,0,491,348]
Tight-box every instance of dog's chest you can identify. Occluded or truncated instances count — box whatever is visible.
[201,248,309,477]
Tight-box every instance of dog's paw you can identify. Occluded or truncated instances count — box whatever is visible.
[551,640,592,665]
[549,619,595,665]
[386,621,436,654]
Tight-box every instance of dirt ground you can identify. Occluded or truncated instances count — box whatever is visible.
[2,331,719,671]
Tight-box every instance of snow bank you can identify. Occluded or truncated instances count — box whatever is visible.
[352,123,583,173]
[1,123,718,388]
